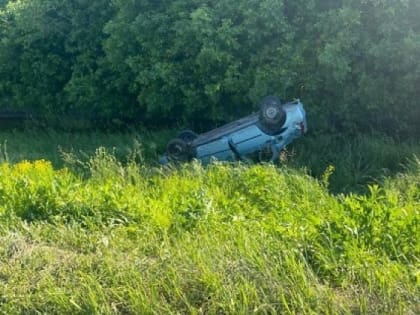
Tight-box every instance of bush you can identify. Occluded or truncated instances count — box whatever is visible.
[0,1,419,136]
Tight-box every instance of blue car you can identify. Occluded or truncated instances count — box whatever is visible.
[160,96,307,164]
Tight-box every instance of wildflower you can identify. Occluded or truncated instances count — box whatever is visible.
[33,159,53,173]
[15,160,32,173]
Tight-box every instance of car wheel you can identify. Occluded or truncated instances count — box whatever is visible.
[177,129,198,143]
[259,96,286,134]
[167,138,190,162]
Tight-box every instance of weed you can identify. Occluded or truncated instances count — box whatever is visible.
[0,148,418,314]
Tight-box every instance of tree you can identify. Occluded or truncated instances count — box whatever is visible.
[0,0,72,112]
[0,0,419,135]
[104,0,296,128]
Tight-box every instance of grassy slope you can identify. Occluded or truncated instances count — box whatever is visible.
[0,148,418,314]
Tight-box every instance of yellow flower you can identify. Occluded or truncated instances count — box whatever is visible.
[33,159,53,173]
[15,160,32,173]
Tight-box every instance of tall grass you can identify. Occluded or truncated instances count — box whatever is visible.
[286,133,420,193]
[0,148,418,314]
[0,129,172,166]
[1,129,419,193]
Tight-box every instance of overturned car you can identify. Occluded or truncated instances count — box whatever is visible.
[160,96,307,164]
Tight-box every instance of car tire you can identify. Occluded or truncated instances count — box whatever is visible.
[167,138,191,162]
[259,96,286,134]
[177,130,198,143]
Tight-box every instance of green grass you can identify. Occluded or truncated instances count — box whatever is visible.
[283,133,420,193]
[1,129,419,193]
[0,128,173,166]
[0,141,418,314]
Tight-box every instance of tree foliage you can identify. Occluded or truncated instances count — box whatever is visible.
[0,0,419,135]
